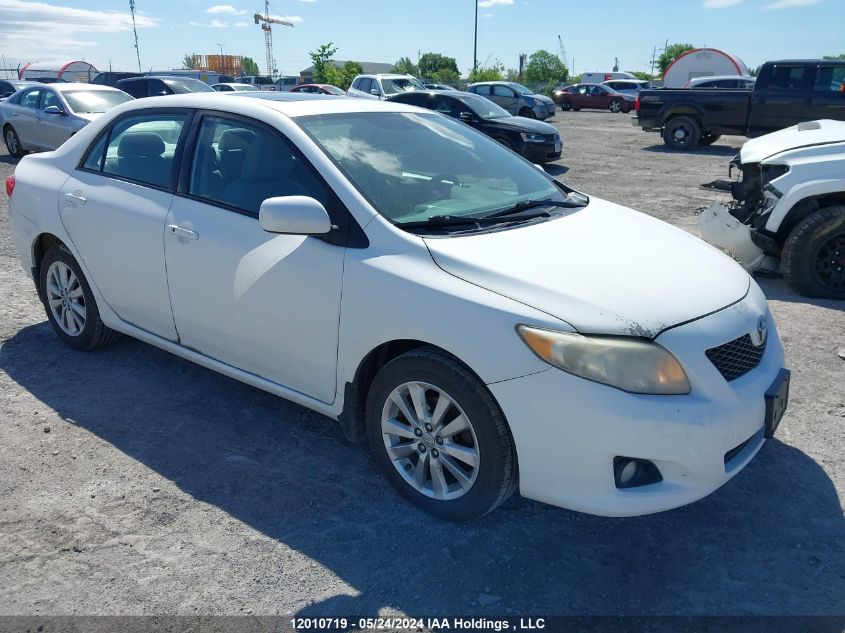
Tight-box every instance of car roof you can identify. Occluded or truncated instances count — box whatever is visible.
[213,83,251,87]
[688,75,754,83]
[48,83,124,93]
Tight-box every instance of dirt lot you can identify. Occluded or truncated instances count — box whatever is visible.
[0,110,843,619]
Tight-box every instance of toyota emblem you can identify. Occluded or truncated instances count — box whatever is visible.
[756,315,768,347]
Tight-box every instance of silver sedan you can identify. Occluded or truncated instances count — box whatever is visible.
[1,83,133,157]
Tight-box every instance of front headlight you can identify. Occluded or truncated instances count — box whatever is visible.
[517,326,690,395]
[520,132,545,143]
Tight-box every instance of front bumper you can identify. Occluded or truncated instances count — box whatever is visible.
[696,202,778,273]
[522,137,562,163]
[489,284,786,517]
[533,102,557,119]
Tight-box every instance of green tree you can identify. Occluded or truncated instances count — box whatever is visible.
[468,62,505,82]
[241,56,260,76]
[309,42,339,83]
[182,54,196,70]
[506,68,520,82]
[629,71,656,81]
[419,52,460,83]
[657,43,695,76]
[393,56,418,76]
[823,54,845,60]
[524,49,569,84]
[325,60,363,90]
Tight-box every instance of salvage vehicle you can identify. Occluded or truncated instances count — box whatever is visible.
[5,94,789,521]
[467,81,557,120]
[556,83,635,113]
[698,119,845,300]
[347,74,426,100]
[635,59,845,150]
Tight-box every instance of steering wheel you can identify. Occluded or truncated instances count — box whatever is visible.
[430,173,461,199]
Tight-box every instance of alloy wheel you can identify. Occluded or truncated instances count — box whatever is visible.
[46,261,86,336]
[380,381,480,501]
[609,100,622,113]
[5,129,18,155]
[813,231,845,292]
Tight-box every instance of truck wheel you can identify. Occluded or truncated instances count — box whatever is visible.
[560,99,572,111]
[700,133,721,146]
[782,206,845,299]
[663,116,700,150]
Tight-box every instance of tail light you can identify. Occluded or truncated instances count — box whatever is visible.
[4,174,14,197]
[634,95,640,113]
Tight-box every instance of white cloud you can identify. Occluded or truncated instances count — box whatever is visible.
[482,12,495,17]
[267,13,303,23]
[189,19,228,27]
[764,0,820,7]
[703,0,741,7]
[0,0,158,54]
[233,21,249,27]
[206,4,246,15]
[478,0,513,7]
[297,0,316,3]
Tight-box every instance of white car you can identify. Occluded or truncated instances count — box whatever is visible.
[5,94,790,521]
[347,74,426,100]
[211,83,259,92]
[1,83,133,157]
[684,75,756,89]
[601,79,652,97]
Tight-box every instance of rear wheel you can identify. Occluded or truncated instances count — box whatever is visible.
[4,125,24,158]
[700,133,721,146]
[365,348,517,522]
[560,99,572,112]
[608,99,623,113]
[38,246,122,350]
[662,116,700,150]
[518,107,536,119]
[782,206,845,299]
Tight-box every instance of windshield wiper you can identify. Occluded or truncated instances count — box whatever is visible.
[398,211,551,230]
[483,197,585,219]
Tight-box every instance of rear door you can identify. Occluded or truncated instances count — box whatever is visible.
[8,88,41,149]
[749,63,811,133]
[59,110,191,340]
[805,63,845,122]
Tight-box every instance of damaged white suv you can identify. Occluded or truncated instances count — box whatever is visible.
[698,119,845,300]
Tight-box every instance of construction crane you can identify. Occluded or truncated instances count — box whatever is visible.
[557,34,568,70]
[129,0,142,72]
[254,1,293,78]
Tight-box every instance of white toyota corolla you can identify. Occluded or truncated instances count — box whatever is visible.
[5,93,790,521]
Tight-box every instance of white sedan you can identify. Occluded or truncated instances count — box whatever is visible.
[5,94,790,521]
[1,83,133,157]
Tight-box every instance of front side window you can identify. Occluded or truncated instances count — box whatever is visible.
[814,66,845,94]
[492,85,514,98]
[40,90,62,110]
[188,116,332,215]
[96,113,187,188]
[298,112,568,228]
[20,89,41,108]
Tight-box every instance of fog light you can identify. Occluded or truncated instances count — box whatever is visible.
[613,456,663,489]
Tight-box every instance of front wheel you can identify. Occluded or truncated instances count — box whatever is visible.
[39,246,122,350]
[366,348,517,522]
[518,107,536,119]
[609,99,623,113]
[4,126,24,158]
[560,99,572,112]
[662,116,701,150]
[782,206,845,299]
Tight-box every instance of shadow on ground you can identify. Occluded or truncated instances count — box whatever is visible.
[757,277,845,312]
[641,144,740,157]
[1,321,843,619]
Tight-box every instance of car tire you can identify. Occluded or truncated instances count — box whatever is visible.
[4,125,24,158]
[38,246,122,351]
[781,206,845,299]
[700,133,721,146]
[662,116,700,150]
[518,107,536,119]
[609,99,624,113]
[365,347,518,522]
[560,100,572,112]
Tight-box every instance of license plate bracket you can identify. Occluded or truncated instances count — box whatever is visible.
[764,369,790,438]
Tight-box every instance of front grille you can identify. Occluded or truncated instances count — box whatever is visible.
[706,334,766,382]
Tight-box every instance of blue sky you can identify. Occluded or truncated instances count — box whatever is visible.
[0,0,841,78]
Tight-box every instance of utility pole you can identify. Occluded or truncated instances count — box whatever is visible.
[613,56,619,72]
[129,0,142,72]
[650,45,657,75]
[473,0,478,76]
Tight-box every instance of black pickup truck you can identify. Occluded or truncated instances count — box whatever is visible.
[634,59,845,150]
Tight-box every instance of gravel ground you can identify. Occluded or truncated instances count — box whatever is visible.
[0,110,843,620]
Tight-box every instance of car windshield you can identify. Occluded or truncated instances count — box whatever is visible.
[382,77,426,95]
[459,95,511,120]
[163,78,214,93]
[510,83,535,96]
[298,112,571,230]
[63,90,133,113]
[324,85,345,95]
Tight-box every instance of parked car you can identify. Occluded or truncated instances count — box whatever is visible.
[388,90,561,163]
[5,93,789,521]
[581,71,638,84]
[697,119,845,299]
[684,75,756,89]
[467,81,556,120]
[423,83,458,91]
[1,83,132,157]
[635,59,845,150]
[347,74,426,100]
[555,83,635,113]
[290,84,346,95]
[116,76,215,99]
[601,79,652,97]
[0,80,29,102]
[212,83,259,92]
[91,71,143,87]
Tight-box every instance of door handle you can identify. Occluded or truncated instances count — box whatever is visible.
[167,224,199,240]
[63,192,86,206]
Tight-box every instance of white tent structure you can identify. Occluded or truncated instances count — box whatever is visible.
[663,48,751,88]
[18,61,98,83]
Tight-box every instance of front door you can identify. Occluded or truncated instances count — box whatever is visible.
[59,111,190,340]
[38,89,72,150]
[491,84,518,114]
[163,114,345,403]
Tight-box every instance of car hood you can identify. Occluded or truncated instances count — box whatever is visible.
[489,116,557,135]
[532,94,555,105]
[423,199,750,337]
[741,119,845,164]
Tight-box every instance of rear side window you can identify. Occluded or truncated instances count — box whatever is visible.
[470,85,490,95]
[86,114,187,189]
[768,65,806,91]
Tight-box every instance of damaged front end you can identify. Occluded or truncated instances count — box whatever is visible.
[696,156,783,274]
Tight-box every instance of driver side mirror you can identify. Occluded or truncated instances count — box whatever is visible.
[458,111,477,123]
[259,196,333,235]
[44,105,66,115]
[370,88,381,96]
